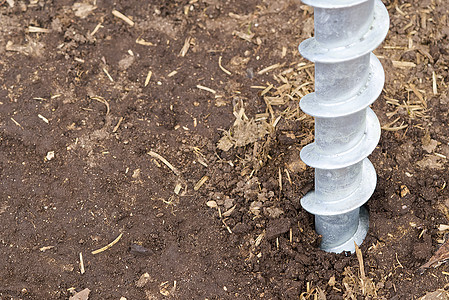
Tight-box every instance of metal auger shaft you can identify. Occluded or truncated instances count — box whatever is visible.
[298,0,389,253]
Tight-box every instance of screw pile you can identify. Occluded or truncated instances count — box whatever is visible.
[298,0,389,253]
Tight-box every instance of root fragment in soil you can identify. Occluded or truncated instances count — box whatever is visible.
[218,56,232,75]
[90,96,110,115]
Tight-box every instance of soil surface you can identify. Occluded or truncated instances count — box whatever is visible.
[1,0,449,299]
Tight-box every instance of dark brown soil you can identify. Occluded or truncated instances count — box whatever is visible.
[1,0,449,299]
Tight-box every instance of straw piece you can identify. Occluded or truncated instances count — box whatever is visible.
[91,233,123,255]
[112,9,134,26]
[144,70,152,87]
[196,85,216,94]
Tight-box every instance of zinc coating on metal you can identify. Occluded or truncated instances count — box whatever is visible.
[298,0,389,253]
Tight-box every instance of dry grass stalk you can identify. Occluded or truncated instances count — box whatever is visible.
[79,252,85,274]
[11,117,23,129]
[112,117,124,133]
[381,117,408,131]
[28,26,50,33]
[339,244,378,298]
[432,71,438,95]
[102,68,114,82]
[196,85,216,94]
[261,84,273,96]
[194,176,209,191]
[148,151,181,176]
[354,242,366,293]
[90,23,103,36]
[112,9,134,26]
[408,84,427,108]
[258,63,284,75]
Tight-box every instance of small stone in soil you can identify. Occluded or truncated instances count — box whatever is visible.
[265,218,290,240]
[129,244,153,256]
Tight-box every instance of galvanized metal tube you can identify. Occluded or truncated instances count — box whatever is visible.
[298,0,389,253]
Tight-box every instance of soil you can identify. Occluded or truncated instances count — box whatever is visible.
[1,0,449,299]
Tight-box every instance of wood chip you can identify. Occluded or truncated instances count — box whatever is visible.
[179,37,191,57]
[167,70,178,77]
[233,30,254,42]
[136,38,154,46]
[136,273,151,287]
[69,288,90,300]
[27,26,50,33]
[39,245,55,252]
[112,9,134,26]
[392,61,416,68]
[91,232,123,255]
[282,46,287,58]
[420,237,449,271]
[438,224,449,231]
[174,182,182,195]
